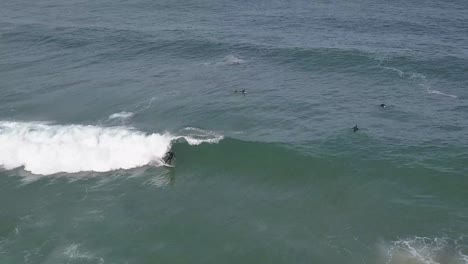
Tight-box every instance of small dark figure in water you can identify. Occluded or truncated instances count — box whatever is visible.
[163,151,176,164]
[353,125,359,132]
[233,89,246,94]
[380,103,386,108]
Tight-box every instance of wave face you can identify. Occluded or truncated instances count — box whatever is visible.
[0,122,221,175]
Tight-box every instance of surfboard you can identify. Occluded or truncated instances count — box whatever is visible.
[163,163,175,168]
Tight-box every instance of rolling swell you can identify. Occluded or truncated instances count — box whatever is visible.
[174,137,314,179]
[173,137,467,199]
[173,137,468,256]
[174,138,464,185]
[2,22,467,82]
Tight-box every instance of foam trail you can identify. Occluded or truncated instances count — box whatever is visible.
[426,89,458,99]
[105,97,156,123]
[176,136,223,145]
[0,122,221,175]
[178,127,224,145]
[380,66,406,78]
[410,73,457,98]
[133,97,156,112]
[108,111,134,120]
[381,66,458,99]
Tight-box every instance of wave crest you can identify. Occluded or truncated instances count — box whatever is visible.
[0,122,222,175]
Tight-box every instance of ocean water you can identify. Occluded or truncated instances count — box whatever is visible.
[1,0,468,263]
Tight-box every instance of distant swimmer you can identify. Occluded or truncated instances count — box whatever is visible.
[353,125,359,132]
[380,104,386,108]
[233,89,246,94]
[163,151,176,165]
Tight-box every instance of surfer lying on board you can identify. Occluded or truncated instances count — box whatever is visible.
[163,151,176,165]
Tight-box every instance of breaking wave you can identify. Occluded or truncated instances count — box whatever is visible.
[0,122,222,175]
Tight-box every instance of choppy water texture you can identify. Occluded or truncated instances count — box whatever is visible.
[1,0,468,263]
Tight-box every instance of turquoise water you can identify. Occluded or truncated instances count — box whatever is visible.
[1,0,468,263]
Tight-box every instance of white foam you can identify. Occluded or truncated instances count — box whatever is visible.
[63,244,104,264]
[178,136,223,145]
[0,121,172,175]
[460,252,468,264]
[379,237,468,264]
[178,127,224,145]
[222,55,245,65]
[108,111,134,120]
[183,127,208,133]
[0,122,222,175]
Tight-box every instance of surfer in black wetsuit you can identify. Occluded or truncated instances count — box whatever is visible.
[380,103,386,108]
[163,151,175,164]
[353,125,359,132]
